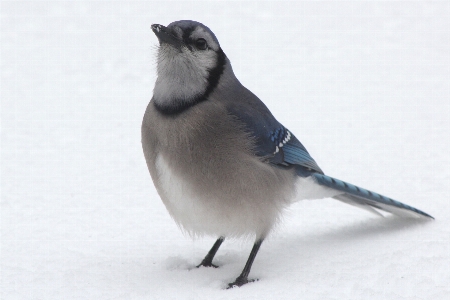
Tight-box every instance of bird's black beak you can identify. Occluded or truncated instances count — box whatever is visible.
[151,24,183,49]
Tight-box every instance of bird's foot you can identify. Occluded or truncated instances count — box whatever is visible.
[226,276,258,289]
[196,261,219,268]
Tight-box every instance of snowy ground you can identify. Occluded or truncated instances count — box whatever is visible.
[2,1,449,299]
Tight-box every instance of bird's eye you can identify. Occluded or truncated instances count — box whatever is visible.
[195,38,208,50]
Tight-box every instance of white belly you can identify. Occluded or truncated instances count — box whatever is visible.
[154,154,291,238]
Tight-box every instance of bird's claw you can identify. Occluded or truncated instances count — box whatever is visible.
[226,277,258,289]
[196,261,219,268]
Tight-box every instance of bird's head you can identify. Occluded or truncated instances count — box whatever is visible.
[151,20,226,114]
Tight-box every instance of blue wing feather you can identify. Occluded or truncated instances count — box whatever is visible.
[224,86,323,173]
[282,138,323,173]
[222,84,433,219]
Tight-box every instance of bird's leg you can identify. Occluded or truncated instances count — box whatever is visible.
[197,237,225,268]
[227,238,264,289]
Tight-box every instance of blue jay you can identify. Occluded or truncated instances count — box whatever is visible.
[142,20,433,288]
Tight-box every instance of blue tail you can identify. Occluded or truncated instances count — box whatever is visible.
[312,173,433,219]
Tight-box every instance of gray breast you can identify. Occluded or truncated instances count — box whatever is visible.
[141,99,297,238]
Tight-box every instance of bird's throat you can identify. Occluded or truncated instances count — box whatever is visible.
[153,48,227,115]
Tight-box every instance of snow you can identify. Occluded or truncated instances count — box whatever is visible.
[1,1,449,299]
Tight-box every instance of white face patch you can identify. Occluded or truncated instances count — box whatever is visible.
[152,26,220,111]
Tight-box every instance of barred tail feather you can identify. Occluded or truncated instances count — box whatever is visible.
[312,173,434,219]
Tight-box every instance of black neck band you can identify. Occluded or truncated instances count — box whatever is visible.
[154,48,226,115]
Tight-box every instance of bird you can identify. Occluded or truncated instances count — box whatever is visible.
[141,20,433,289]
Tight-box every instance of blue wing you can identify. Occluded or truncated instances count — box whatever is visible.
[223,85,433,219]
[270,128,323,173]
[224,85,323,174]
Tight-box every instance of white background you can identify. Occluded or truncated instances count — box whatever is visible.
[2,1,449,299]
